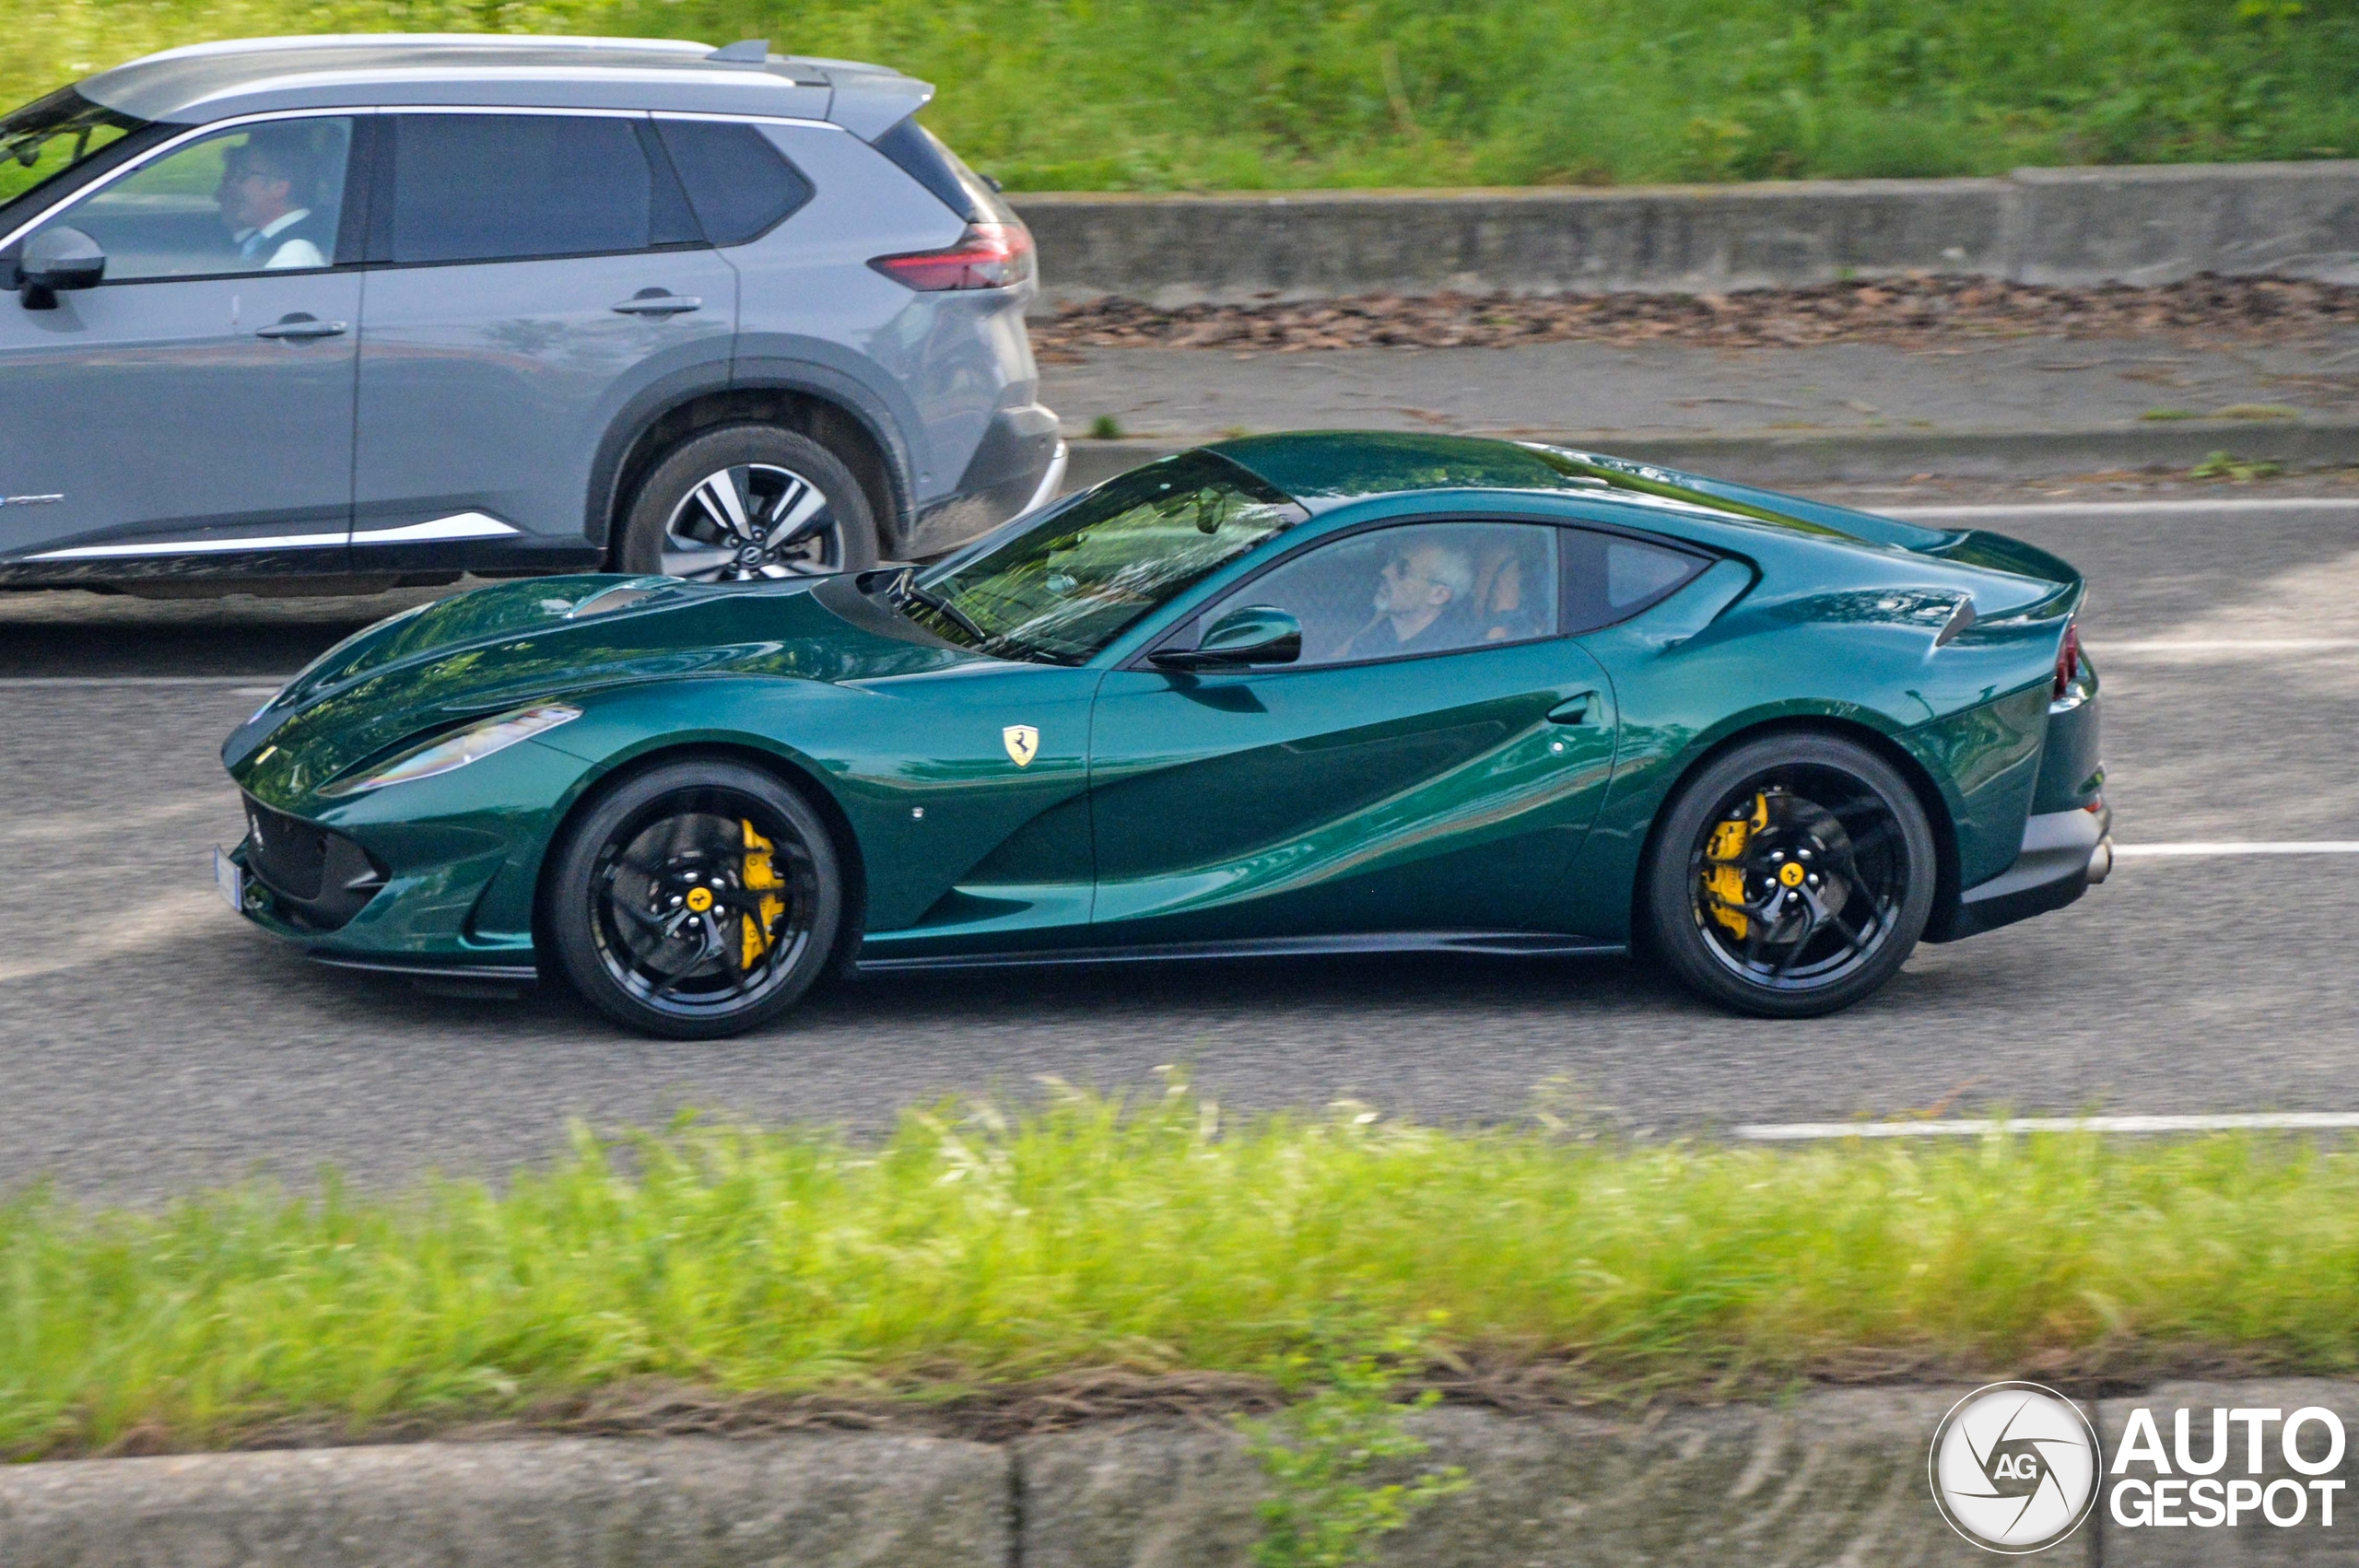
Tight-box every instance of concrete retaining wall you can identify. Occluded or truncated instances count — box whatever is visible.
[8,1381,2358,1566]
[1013,160,2359,311]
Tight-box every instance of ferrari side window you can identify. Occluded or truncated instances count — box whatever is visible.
[1198,521,1560,668]
[1560,529,1708,635]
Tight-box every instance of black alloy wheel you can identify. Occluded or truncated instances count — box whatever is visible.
[619,425,880,583]
[546,760,845,1038]
[1642,733,1937,1018]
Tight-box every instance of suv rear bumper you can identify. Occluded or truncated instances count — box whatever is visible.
[906,404,1065,556]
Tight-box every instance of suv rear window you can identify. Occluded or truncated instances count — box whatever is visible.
[872,116,1007,224]
[654,120,812,245]
[388,114,672,264]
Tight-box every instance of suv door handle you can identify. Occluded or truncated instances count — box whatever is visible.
[612,290,702,317]
[255,313,347,340]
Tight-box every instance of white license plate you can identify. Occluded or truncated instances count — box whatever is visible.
[213,847,244,913]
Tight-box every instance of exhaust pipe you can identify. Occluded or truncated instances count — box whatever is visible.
[2085,836,2113,886]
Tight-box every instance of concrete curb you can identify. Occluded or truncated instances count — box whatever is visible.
[1013,160,2359,310]
[1062,420,2359,491]
[6,1383,2355,1566]
[0,1433,1013,1568]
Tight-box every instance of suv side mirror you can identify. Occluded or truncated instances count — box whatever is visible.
[1150,605,1303,670]
[18,227,105,310]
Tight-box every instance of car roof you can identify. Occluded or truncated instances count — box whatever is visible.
[1203,430,1957,552]
[74,34,931,137]
[1206,431,1597,506]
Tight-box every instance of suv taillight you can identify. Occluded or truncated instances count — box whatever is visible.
[2054,619,2082,698]
[869,222,1035,291]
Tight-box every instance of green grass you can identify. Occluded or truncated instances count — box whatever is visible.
[6,0,2359,191]
[11,1082,2359,1458]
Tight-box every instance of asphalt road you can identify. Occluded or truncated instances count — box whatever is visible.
[4,491,2357,1202]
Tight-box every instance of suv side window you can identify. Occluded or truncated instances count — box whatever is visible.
[40,117,353,282]
[1195,521,1560,668]
[386,113,691,265]
[654,120,813,245]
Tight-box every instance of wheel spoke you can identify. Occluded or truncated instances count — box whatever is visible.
[1841,870,1890,915]
[697,471,756,540]
[1837,823,1896,863]
[769,484,830,545]
[1825,907,1871,960]
[661,543,738,580]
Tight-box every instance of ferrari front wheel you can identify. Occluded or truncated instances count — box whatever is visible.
[546,760,844,1039]
[1642,733,1936,1018]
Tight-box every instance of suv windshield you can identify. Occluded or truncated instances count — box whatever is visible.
[0,88,149,218]
[903,451,1307,663]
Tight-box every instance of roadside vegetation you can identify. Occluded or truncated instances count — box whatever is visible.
[10,1079,2359,1458]
[7,0,2358,190]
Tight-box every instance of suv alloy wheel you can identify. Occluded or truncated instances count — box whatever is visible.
[619,425,880,581]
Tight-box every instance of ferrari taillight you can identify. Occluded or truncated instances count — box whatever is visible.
[2054,619,2082,698]
[869,222,1036,291]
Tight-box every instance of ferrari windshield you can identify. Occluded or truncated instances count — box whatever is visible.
[905,451,1306,663]
[0,88,147,216]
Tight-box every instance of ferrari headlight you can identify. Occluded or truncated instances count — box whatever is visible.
[319,704,581,798]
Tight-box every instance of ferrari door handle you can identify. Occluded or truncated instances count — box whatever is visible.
[612,291,702,316]
[255,314,347,340]
[1547,692,1596,724]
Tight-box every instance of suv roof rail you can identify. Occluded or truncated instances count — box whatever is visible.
[126,33,716,68]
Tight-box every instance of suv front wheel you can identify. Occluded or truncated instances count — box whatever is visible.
[619,425,879,581]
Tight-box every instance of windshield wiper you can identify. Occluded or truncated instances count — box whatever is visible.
[889,568,993,647]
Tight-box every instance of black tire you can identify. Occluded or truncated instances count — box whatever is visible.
[618,425,879,581]
[1641,732,1937,1018]
[545,759,845,1039]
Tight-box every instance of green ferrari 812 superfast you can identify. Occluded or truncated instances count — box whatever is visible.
[218,433,2108,1036]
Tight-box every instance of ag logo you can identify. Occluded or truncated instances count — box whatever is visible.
[1931,1382,2102,1553]
[1003,724,1039,767]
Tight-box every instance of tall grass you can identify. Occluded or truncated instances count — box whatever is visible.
[9,1082,2359,1457]
[6,0,2357,190]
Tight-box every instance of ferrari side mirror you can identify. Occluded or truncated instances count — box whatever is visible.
[18,226,105,310]
[1150,605,1302,670]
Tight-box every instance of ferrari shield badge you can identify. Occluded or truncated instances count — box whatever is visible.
[1003,724,1040,767]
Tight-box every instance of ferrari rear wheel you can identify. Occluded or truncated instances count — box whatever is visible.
[1642,733,1936,1018]
[546,760,844,1039]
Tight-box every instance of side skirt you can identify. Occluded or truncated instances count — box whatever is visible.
[308,954,541,982]
[852,930,1626,976]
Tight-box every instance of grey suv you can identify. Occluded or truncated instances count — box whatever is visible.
[0,35,1063,591]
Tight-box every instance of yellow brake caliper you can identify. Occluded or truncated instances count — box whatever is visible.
[740,820,786,969]
[1701,793,1770,940]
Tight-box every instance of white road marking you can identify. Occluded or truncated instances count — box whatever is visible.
[0,676,289,688]
[2114,841,2359,857]
[2095,638,2359,654]
[1739,1113,2359,1140]
[1886,497,2359,521]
